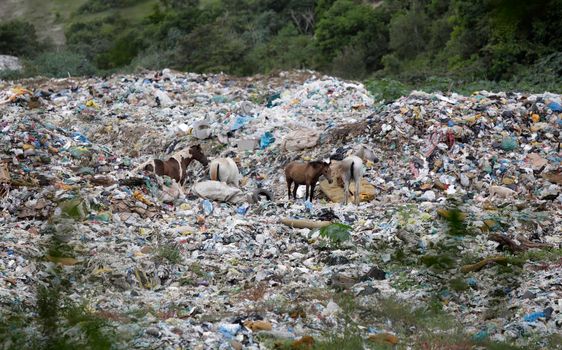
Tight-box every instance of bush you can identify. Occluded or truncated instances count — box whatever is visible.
[319,223,352,248]
[175,22,251,75]
[246,24,318,74]
[0,20,49,58]
[381,53,401,75]
[76,0,142,14]
[0,69,25,81]
[330,45,366,79]
[27,51,97,78]
[95,32,145,69]
[366,78,410,101]
[389,9,430,59]
[129,48,175,71]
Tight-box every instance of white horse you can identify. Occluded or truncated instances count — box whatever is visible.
[209,158,241,188]
[340,155,365,205]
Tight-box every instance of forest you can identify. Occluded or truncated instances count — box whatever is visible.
[1,0,561,93]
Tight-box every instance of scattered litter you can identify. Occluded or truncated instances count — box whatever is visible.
[1,69,560,349]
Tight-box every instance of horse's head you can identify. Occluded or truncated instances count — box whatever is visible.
[189,144,209,166]
[321,160,333,184]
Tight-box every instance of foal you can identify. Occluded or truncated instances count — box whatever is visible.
[285,160,333,202]
[340,155,365,205]
[141,145,209,185]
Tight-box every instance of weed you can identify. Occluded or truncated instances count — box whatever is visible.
[449,278,469,292]
[389,271,418,291]
[239,281,268,302]
[0,217,119,350]
[319,223,352,248]
[313,331,365,350]
[333,291,358,315]
[366,78,410,101]
[155,243,182,264]
[503,247,562,269]
[520,247,562,263]
[420,254,456,271]
[189,262,205,277]
[359,296,453,334]
[444,208,467,237]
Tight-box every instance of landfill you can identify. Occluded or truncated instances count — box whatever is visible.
[1,69,561,349]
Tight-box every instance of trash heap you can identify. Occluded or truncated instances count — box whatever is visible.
[1,70,561,349]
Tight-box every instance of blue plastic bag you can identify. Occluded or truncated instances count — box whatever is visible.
[547,102,562,112]
[259,131,275,149]
[71,132,90,144]
[236,204,249,215]
[523,311,545,322]
[230,115,252,131]
[218,323,240,339]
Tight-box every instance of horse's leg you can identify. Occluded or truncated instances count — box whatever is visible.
[293,184,299,200]
[354,178,360,205]
[310,182,316,202]
[287,180,292,200]
[343,177,349,205]
[305,184,309,202]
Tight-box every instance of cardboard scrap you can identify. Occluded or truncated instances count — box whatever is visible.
[319,178,376,203]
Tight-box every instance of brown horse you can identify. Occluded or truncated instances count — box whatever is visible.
[142,145,208,185]
[285,160,333,202]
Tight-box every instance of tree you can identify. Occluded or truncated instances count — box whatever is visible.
[389,9,430,59]
[175,21,250,75]
[315,0,390,70]
[247,23,318,73]
[0,20,47,58]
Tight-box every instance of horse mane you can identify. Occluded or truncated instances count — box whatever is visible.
[309,160,328,168]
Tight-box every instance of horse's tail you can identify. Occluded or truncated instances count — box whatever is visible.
[210,162,220,181]
[350,161,355,180]
[216,164,220,181]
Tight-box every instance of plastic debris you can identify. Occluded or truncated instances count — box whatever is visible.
[0,70,560,349]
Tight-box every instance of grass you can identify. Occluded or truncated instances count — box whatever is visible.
[0,0,88,45]
[502,247,562,267]
[0,0,156,45]
[69,0,158,24]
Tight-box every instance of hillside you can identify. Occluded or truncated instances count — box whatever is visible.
[0,0,157,45]
[1,0,560,92]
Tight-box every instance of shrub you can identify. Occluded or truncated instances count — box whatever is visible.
[27,51,97,78]
[330,45,367,80]
[319,223,352,248]
[156,243,182,264]
[0,69,24,81]
[0,20,48,58]
[76,0,141,14]
[366,78,410,102]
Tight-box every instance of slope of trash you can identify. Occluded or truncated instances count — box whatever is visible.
[1,70,561,349]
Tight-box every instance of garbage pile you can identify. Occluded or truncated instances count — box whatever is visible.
[1,70,561,349]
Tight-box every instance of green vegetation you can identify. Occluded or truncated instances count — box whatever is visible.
[0,20,49,58]
[505,246,562,266]
[267,293,538,349]
[155,242,182,264]
[319,223,352,248]
[0,220,117,350]
[1,0,560,94]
